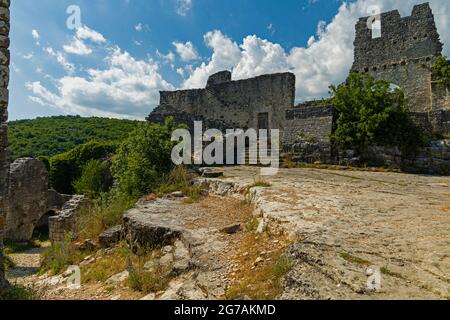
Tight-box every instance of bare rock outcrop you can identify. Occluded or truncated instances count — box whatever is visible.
[5,158,49,242]
[4,158,89,242]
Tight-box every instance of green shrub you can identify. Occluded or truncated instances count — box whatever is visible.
[74,159,114,199]
[434,55,450,87]
[50,141,117,194]
[40,234,81,275]
[330,72,425,161]
[112,118,178,197]
[0,285,38,300]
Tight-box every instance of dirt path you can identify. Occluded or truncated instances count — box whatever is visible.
[7,247,44,281]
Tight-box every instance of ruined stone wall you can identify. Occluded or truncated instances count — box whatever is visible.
[49,196,89,242]
[282,103,336,163]
[410,110,450,135]
[0,0,9,289]
[5,159,50,242]
[283,104,335,146]
[352,3,443,113]
[149,72,296,133]
[432,82,450,111]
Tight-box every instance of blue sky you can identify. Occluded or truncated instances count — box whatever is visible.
[9,0,450,120]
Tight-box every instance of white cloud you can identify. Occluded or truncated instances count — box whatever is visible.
[172,41,199,61]
[182,30,242,89]
[32,29,39,40]
[183,0,450,102]
[28,48,174,119]
[23,53,33,60]
[32,29,40,46]
[233,36,290,79]
[76,25,106,43]
[64,25,106,56]
[135,23,143,32]
[63,37,92,55]
[156,50,176,64]
[45,47,75,73]
[176,0,193,16]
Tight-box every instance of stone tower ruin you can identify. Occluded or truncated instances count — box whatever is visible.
[0,0,10,289]
[352,3,449,118]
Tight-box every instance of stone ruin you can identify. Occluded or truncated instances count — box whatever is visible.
[0,0,9,289]
[4,158,88,243]
[352,2,449,132]
[148,2,450,170]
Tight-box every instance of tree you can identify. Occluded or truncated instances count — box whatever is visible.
[111,118,178,197]
[330,72,424,161]
[50,141,117,194]
[74,159,114,199]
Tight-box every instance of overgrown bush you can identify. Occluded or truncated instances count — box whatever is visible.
[78,190,136,241]
[330,72,425,161]
[112,118,178,197]
[434,54,450,87]
[50,141,117,194]
[156,166,202,202]
[74,159,114,199]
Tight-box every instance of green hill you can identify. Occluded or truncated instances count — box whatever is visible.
[8,116,142,160]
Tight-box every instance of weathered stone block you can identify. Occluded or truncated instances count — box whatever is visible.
[99,225,123,248]
[5,158,49,241]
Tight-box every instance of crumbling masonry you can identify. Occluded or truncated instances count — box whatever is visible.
[0,0,9,289]
[352,2,450,132]
[148,2,449,168]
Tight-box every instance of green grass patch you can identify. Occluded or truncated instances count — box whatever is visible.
[0,285,39,300]
[156,166,203,203]
[39,234,84,275]
[380,267,406,280]
[340,252,371,266]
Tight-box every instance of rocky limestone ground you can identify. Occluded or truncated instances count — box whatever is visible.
[201,167,450,300]
[6,166,450,300]
[6,195,289,300]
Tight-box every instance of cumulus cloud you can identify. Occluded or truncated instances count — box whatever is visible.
[172,41,199,61]
[29,47,174,119]
[182,30,242,89]
[75,25,106,43]
[64,25,106,56]
[63,37,92,55]
[183,0,450,102]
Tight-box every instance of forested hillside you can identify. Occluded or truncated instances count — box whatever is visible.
[8,116,141,159]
